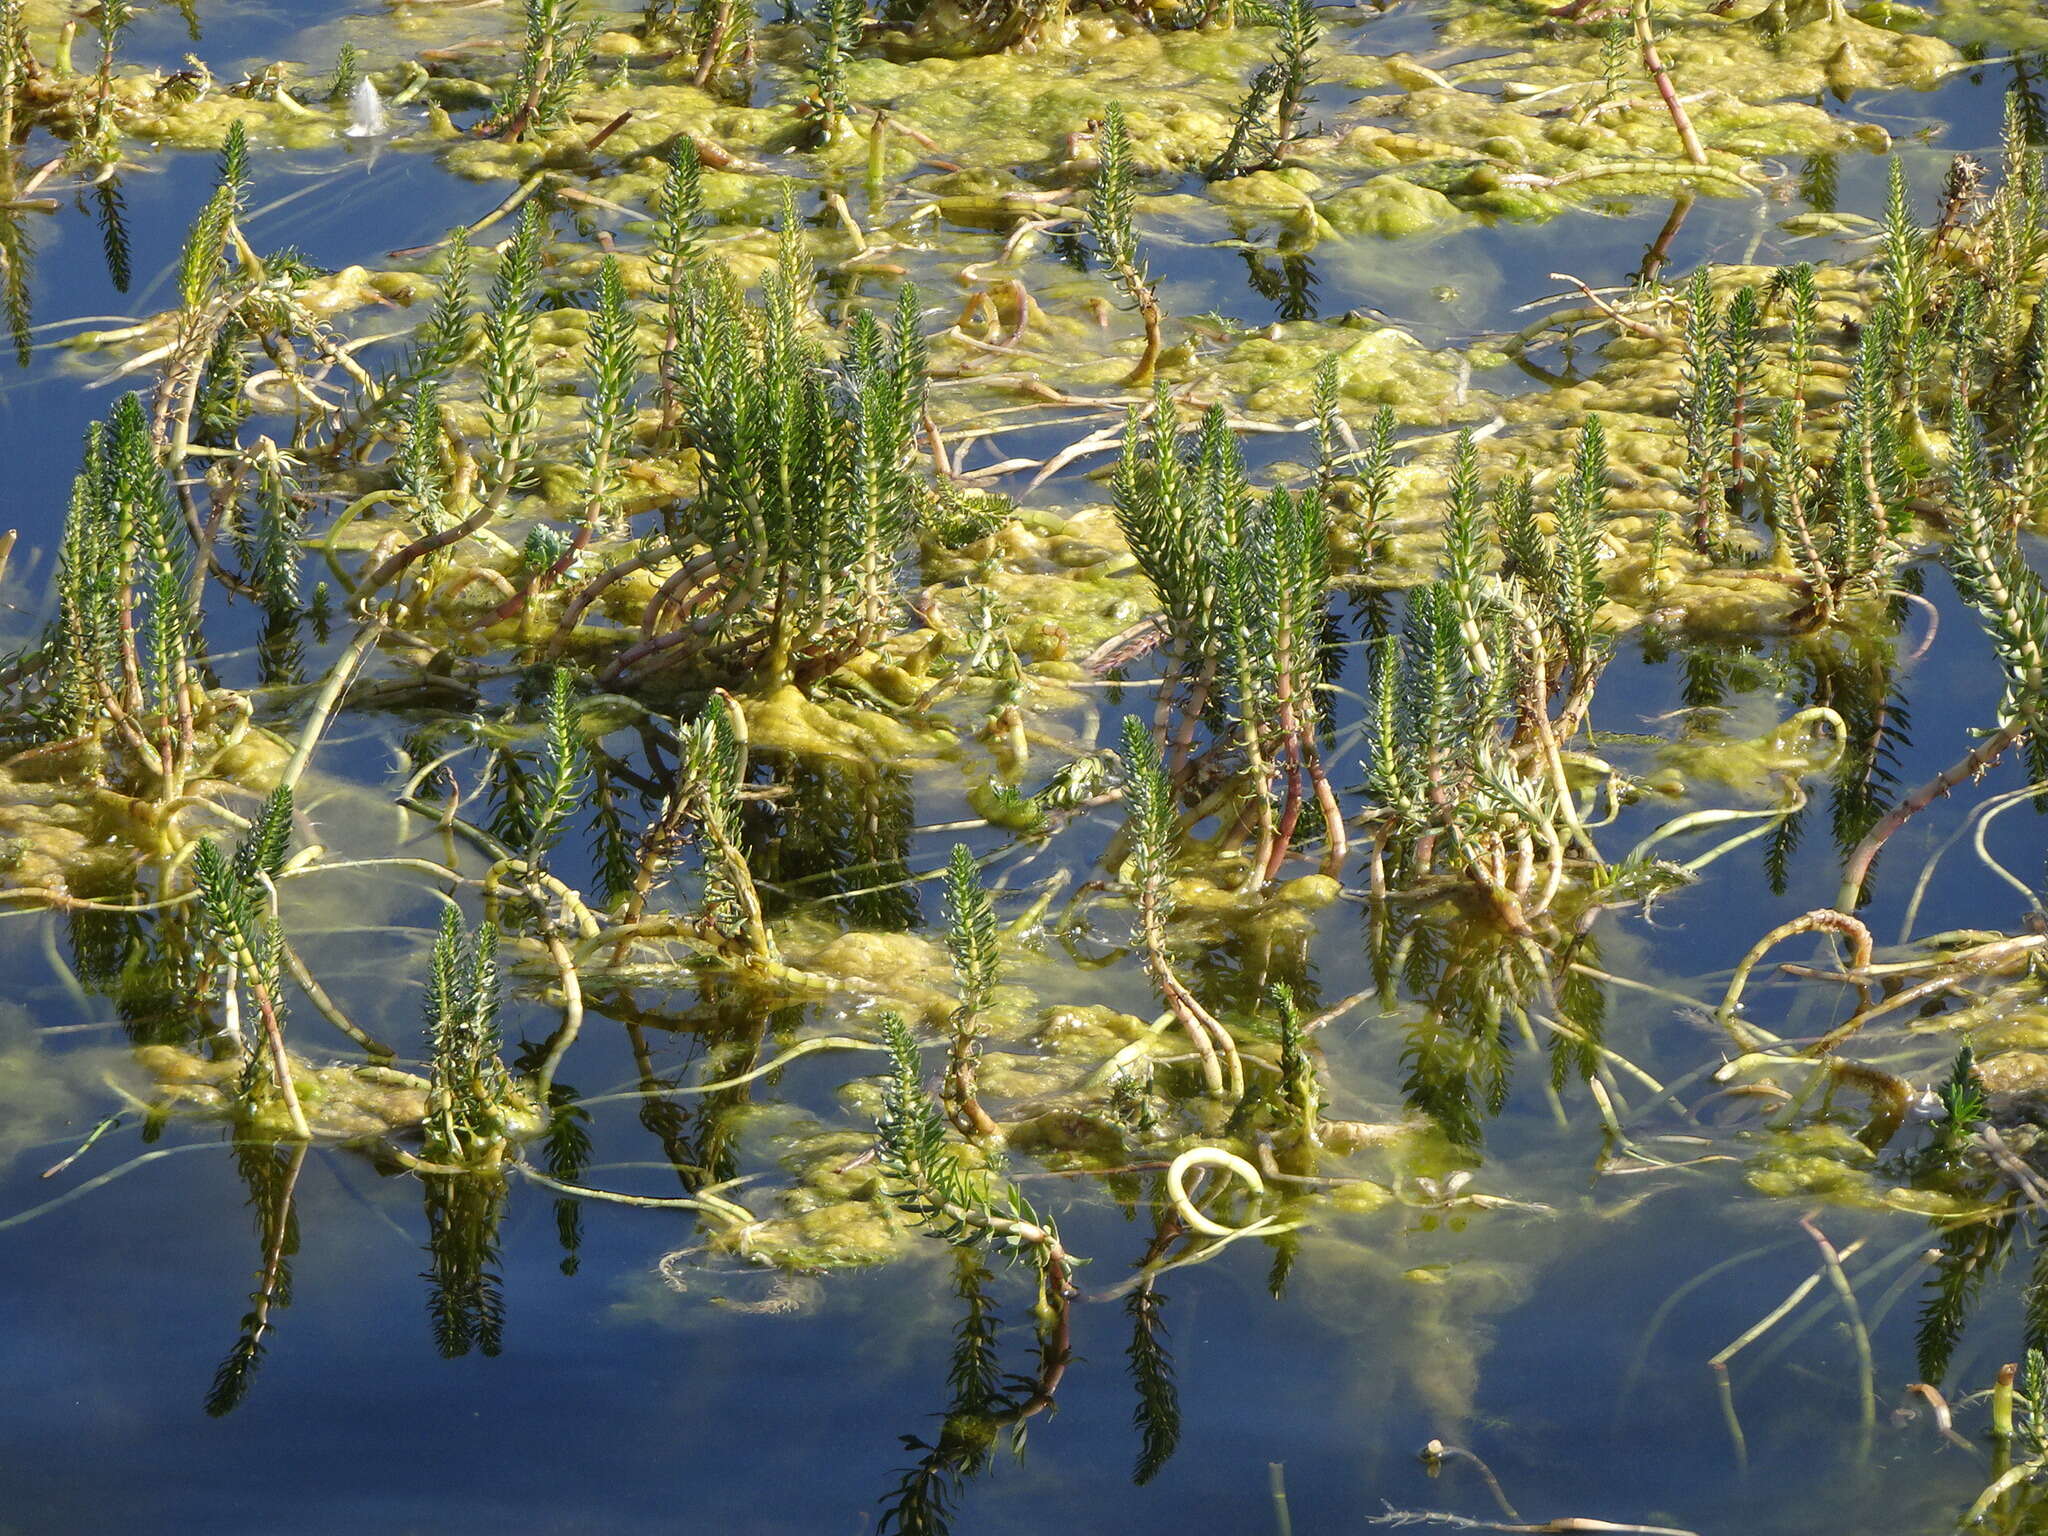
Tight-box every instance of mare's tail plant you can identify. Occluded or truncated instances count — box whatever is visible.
[1265,981,1320,1149]
[875,1012,1073,1296]
[1119,716,1243,1100]
[328,42,361,105]
[191,788,310,1140]
[423,909,518,1167]
[1835,399,2048,908]
[644,198,924,689]
[614,690,774,966]
[806,0,864,144]
[1354,402,1397,552]
[1679,268,1732,551]
[674,688,772,961]
[75,0,132,167]
[677,0,756,95]
[652,142,705,436]
[497,252,641,620]
[1360,419,1625,928]
[942,844,1002,1139]
[483,202,546,502]
[491,0,596,140]
[1113,394,1343,879]
[1207,0,1317,179]
[1087,103,1164,388]
[512,667,590,874]
[51,392,200,798]
[359,205,546,605]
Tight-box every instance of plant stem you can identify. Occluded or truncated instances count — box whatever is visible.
[1835,718,2028,911]
[1632,0,1706,166]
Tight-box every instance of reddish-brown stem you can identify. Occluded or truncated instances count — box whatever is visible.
[1835,718,2030,910]
[1633,0,1707,166]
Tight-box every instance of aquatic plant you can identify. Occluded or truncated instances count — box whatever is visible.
[668,0,755,96]
[1086,104,1164,388]
[48,393,202,797]
[482,201,546,499]
[874,1012,1074,1294]
[650,143,705,438]
[190,788,309,1140]
[805,0,865,144]
[625,198,925,688]
[499,251,641,619]
[1111,391,1343,880]
[422,910,517,1168]
[1208,0,1318,180]
[1360,419,1629,931]
[939,844,1002,1138]
[666,689,773,962]
[1833,392,2048,907]
[12,10,2048,1525]
[489,0,596,140]
[328,43,361,106]
[1933,1045,1989,1150]
[1628,0,1705,167]
[74,0,131,169]
[1269,981,1319,1145]
[1117,716,1243,1101]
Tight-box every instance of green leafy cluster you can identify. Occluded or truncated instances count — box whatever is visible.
[875,1014,1056,1268]
[942,844,1000,1135]
[50,394,196,788]
[1364,420,1618,913]
[423,909,513,1166]
[579,254,642,529]
[481,203,547,497]
[808,0,865,141]
[1207,0,1319,179]
[189,789,302,1125]
[1112,392,1335,877]
[665,196,925,685]
[527,667,590,866]
[492,0,596,139]
[1936,1044,1988,1145]
[673,690,770,958]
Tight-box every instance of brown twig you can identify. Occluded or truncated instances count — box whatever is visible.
[1631,0,1707,166]
[1835,717,2030,911]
